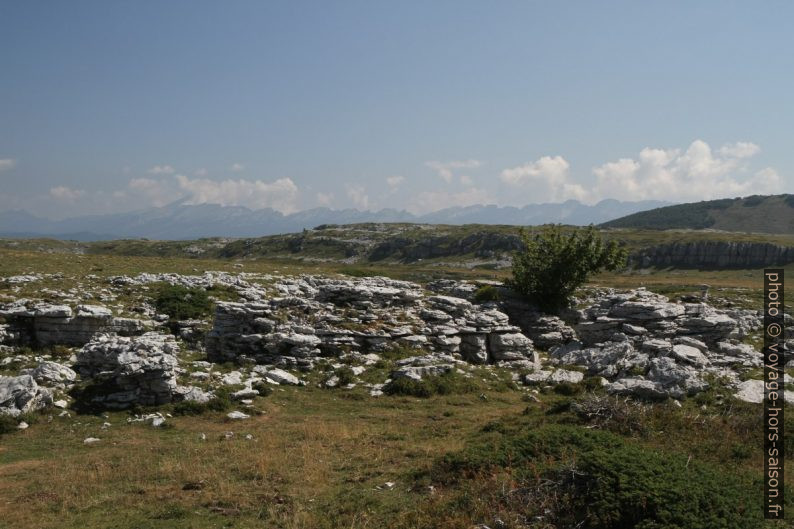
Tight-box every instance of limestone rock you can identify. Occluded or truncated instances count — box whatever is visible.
[0,375,53,416]
[21,361,77,388]
[75,333,181,408]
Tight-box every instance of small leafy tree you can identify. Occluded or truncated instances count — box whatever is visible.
[508,225,626,313]
[154,284,213,321]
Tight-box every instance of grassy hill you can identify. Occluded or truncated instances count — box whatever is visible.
[600,194,794,233]
[3,223,794,270]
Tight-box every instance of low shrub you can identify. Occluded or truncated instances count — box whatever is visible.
[251,381,273,397]
[0,412,37,436]
[171,400,207,416]
[0,414,19,435]
[153,283,213,321]
[431,423,764,528]
[473,285,500,303]
[383,371,478,398]
[334,366,356,386]
[553,381,582,396]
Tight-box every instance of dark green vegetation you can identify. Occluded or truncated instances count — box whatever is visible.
[432,424,761,528]
[153,283,213,321]
[601,194,794,234]
[382,371,481,398]
[509,225,627,312]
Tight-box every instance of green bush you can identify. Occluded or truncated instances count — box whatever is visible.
[383,371,478,398]
[0,414,19,435]
[432,424,763,528]
[153,284,213,321]
[473,285,500,303]
[251,381,273,397]
[508,225,626,313]
[333,366,356,386]
[553,381,582,396]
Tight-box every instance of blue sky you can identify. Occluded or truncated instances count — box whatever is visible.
[1,1,792,218]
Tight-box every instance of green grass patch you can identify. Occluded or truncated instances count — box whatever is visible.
[383,371,479,398]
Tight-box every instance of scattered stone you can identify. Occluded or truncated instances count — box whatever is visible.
[258,368,300,386]
[227,411,250,420]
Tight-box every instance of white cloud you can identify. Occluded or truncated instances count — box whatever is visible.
[386,175,405,190]
[718,141,760,158]
[315,192,334,207]
[0,159,16,172]
[175,175,299,213]
[425,159,481,183]
[230,163,245,172]
[127,177,178,207]
[194,168,208,176]
[48,186,85,202]
[147,164,175,175]
[408,187,493,215]
[592,139,781,202]
[346,185,369,210]
[499,155,587,202]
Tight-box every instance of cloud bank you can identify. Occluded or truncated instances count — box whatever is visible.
[1,140,786,219]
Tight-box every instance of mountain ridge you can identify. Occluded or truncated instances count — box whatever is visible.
[0,199,670,241]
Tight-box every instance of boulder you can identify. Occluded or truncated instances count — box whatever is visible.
[257,367,300,386]
[0,375,53,416]
[75,333,181,408]
[669,344,709,367]
[459,334,488,364]
[21,361,77,388]
[606,378,668,400]
[488,332,537,363]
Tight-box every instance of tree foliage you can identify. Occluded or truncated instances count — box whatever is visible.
[508,225,626,313]
[153,283,213,321]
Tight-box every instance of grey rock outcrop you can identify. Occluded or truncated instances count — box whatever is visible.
[75,333,182,408]
[206,275,539,370]
[544,288,766,399]
[21,361,77,389]
[0,302,147,347]
[0,375,53,416]
[631,241,794,269]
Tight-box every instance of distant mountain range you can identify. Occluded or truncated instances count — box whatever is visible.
[601,194,794,234]
[0,199,670,240]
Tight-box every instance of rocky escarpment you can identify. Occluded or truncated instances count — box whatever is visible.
[206,275,541,370]
[0,269,786,418]
[368,232,523,262]
[545,288,767,400]
[630,241,794,268]
[0,302,146,346]
[75,332,210,408]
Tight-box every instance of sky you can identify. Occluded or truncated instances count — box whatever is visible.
[1,0,792,219]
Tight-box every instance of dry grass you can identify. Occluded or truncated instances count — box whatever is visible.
[0,386,525,529]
